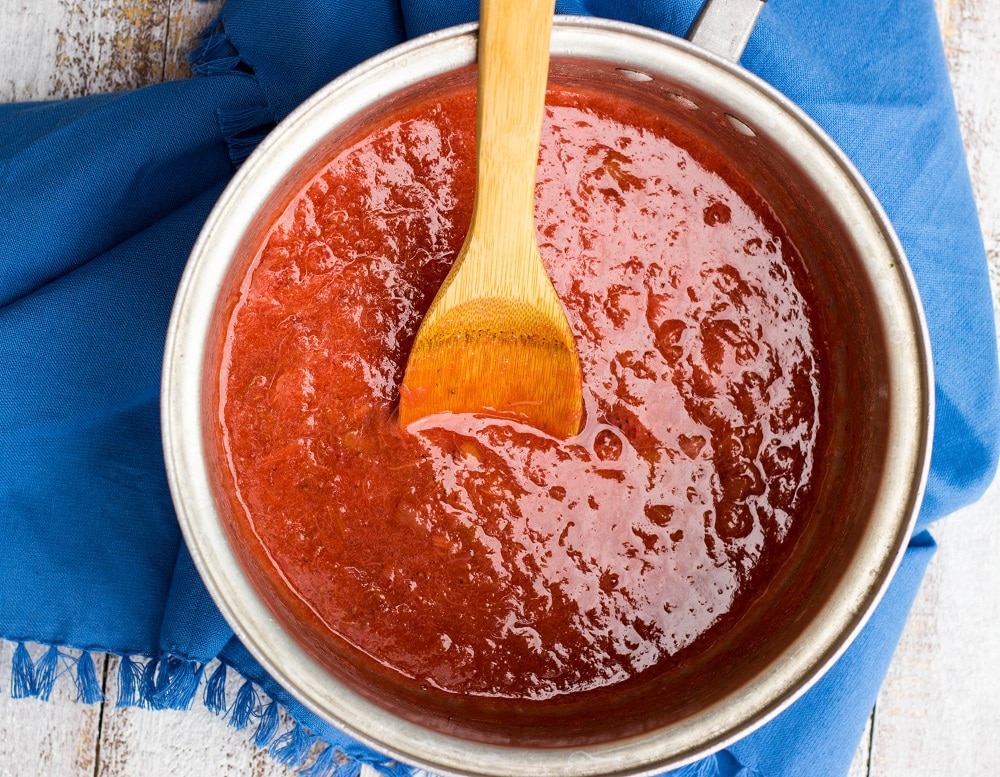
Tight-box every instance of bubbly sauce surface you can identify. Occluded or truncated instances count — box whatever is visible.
[219,85,823,700]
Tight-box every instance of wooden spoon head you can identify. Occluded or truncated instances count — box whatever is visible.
[399,296,582,438]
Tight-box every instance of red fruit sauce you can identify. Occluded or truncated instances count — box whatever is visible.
[217,82,826,702]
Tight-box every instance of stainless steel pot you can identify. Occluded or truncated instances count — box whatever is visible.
[162,2,933,774]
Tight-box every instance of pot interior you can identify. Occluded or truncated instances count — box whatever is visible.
[200,54,897,751]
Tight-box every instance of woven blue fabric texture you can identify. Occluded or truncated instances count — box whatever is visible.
[0,0,996,774]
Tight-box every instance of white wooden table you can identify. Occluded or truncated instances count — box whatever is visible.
[1,1,997,774]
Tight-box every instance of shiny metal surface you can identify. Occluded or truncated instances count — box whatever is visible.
[162,16,933,777]
[687,0,767,61]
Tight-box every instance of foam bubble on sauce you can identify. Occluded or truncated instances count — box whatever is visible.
[220,86,823,700]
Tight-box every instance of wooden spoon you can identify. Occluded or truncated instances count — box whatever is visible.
[398,0,582,439]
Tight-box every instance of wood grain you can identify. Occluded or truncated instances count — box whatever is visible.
[95,657,298,777]
[938,0,1000,281]
[0,0,223,101]
[398,0,583,439]
[869,489,1000,774]
[0,644,104,777]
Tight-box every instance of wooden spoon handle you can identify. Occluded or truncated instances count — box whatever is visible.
[470,0,555,253]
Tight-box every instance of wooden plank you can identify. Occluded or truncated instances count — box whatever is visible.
[869,485,1000,773]
[0,0,171,101]
[0,643,105,777]
[54,0,170,96]
[91,657,389,777]
[0,0,222,102]
[866,0,1000,773]
[95,656,299,777]
[870,488,1000,773]
[848,711,873,777]
[938,0,1000,276]
[0,0,62,101]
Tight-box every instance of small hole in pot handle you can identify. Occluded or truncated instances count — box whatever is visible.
[726,114,756,136]
[668,93,700,111]
[616,68,654,82]
[687,0,767,63]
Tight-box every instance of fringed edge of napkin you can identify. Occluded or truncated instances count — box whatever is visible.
[4,640,416,777]
[2,639,774,776]
[9,642,104,704]
[188,17,276,168]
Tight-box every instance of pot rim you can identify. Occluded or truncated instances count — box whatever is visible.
[162,16,933,777]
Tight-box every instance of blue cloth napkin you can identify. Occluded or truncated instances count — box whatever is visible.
[1,0,996,775]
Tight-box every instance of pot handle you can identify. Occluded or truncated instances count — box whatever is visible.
[687,0,766,62]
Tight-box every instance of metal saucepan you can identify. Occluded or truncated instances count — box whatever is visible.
[162,1,932,774]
